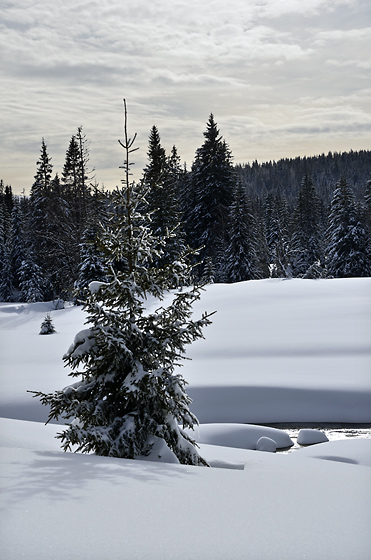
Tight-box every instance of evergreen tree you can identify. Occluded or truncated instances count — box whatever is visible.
[291,174,322,277]
[364,176,371,268]
[143,127,186,271]
[28,139,55,295]
[62,127,92,228]
[75,226,107,302]
[19,253,44,302]
[326,177,370,277]
[185,114,235,281]
[9,199,26,291]
[31,101,211,465]
[46,173,80,299]
[364,175,371,233]
[224,182,260,282]
[0,181,13,301]
[39,312,56,334]
[252,198,270,279]
[265,193,292,277]
[0,245,13,301]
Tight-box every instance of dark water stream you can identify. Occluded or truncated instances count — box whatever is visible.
[264,423,371,452]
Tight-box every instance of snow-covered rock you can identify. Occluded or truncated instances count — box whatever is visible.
[256,436,276,452]
[297,428,329,445]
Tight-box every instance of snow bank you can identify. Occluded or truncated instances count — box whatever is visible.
[1,442,370,560]
[183,278,371,423]
[185,423,293,449]
[297,428,329,445]
[294,439,371,467]
[1,279,371,560]
[1,278,370,424]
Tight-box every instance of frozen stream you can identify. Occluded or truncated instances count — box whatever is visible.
[266,424,371,452]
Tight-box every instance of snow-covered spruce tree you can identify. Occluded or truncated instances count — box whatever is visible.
[143,127,186,272]
[74,225,107,303]
[19,254,44,303]
[291,174,323,277]
[185,114,235,281]
[39,312,56,335]
[0,182,14,301]
[265,193,292,278]
[224,182,261,283]
[30,101,212,465]
[325,176,371,277]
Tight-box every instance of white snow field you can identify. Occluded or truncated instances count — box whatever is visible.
[1,278,371,560]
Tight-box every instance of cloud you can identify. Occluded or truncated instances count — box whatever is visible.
[1,0,370,192]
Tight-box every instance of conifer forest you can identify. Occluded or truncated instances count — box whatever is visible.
[1,113,371,303]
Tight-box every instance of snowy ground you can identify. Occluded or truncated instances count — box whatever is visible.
[1,278,370,559]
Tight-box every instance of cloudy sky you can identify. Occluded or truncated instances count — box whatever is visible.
[1,0,371,194]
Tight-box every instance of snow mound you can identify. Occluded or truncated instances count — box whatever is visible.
[184,423,293,450]
[256,436,276,452]
[296,439,371,467]
[297,428,329,445]
[138,436,180,464]
[0,418,62,452]
[207,459,245,470]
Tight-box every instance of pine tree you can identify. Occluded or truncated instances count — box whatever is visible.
[291,174,322,277]
[224,182,260,283]
[30,101,212,465]
[185,114,235,281]
[326,177,370,277]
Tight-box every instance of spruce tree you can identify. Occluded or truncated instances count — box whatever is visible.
[143,127,186,271]
[326,177,370,277]
[364,175,371,235]
[224,182,260,283]
[19,253,44,303]
[74,226,107,302]
[29,139,53,247]
[0,182,13,301]
[185,114,235,281]
[28,139,55,297]
[9,199,26,292]
[291,174,322,277]
[265,193,292,277]
[30,101,211,465]
[39,312,56,334]
[0,245,13,301]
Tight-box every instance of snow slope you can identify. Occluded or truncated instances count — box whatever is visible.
[1,278,370,424]
[184,278,371,423]
[1,278,371,560]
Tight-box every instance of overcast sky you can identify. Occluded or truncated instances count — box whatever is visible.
[1,0,371,194]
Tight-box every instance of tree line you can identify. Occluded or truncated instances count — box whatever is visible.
[1,115,371,302]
